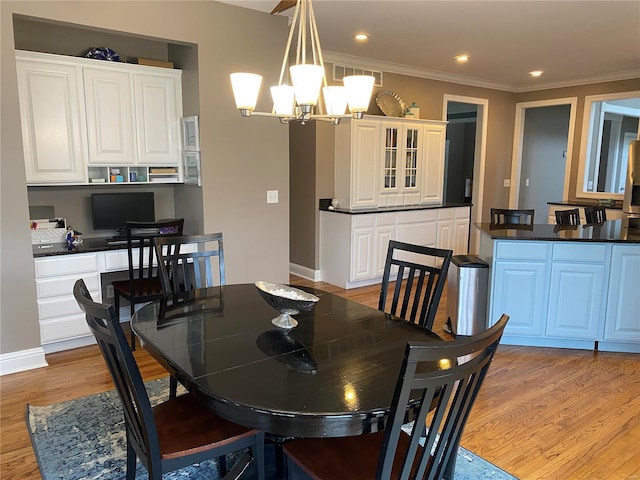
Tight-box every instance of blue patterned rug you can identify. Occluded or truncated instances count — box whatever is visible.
[27,377,517,479]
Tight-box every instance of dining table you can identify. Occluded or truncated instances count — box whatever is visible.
[131,283,445,439]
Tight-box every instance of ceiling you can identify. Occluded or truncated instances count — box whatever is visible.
[217,0,640,92]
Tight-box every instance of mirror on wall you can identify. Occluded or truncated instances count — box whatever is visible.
[577,91,640,198]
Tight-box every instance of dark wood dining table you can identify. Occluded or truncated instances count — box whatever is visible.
[131,283,444,439]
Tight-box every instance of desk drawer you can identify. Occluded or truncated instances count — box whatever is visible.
[37,289,100,320]
[36,273,100,299]
[34,254,99,278]
[40,314,92,343]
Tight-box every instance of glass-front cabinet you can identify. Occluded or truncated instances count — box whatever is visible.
[380,123,421,206]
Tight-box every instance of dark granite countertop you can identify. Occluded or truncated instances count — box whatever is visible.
[32,236,132,258]
[319,202,472,215]
[476,218,640,243]
[547,199,622,210]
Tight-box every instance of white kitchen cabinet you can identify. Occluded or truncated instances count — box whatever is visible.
[16,55,88,184]
[83,67,135,165]
[320,206,466,288]
[545,243,608,340]
[16,50,183,185]
[133,73,180,165]
[334,117,447,210]
[437,206,470,255]
[420,123,447,204]
[34,253,100,352]
[602,245,640,347]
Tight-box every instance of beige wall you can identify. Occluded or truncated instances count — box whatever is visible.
[1,1,290,355]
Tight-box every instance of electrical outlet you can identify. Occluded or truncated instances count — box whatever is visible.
[106,285,114,299]
[525,178,530,187]
[503,179,511,187]
[267,190,279,204]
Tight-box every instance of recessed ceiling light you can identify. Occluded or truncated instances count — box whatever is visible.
[529,70,543,77]
[455,54,469,63]
[354,33,369,41]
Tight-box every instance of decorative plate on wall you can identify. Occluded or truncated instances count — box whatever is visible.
[376,90,406,117]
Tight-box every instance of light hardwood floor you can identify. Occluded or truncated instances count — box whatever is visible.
[1,276,639,479]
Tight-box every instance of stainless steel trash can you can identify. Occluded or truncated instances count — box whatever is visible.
[445,255,489,337]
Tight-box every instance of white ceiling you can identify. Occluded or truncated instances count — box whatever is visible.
[218,0,640,92]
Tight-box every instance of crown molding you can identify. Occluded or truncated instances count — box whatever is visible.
[324,51,640,94]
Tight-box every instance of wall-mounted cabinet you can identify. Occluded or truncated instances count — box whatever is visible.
[16,50,183,186]
[334,116,447,210]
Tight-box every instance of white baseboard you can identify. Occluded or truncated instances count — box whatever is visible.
[289,263,321,282]
[0,347,48,376]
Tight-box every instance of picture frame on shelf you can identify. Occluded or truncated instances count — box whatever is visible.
[183,151,201,186]
[181,115,200,151]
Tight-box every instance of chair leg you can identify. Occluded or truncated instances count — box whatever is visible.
[255,432,266,480]
[218,455,227,476]
[125,437,136,480]
[169,376,178,399]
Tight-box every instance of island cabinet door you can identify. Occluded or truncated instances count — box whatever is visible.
[492,261,547,336]
[604,246,640,342]
[545,262,605,339]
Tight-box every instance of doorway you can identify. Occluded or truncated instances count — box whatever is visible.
[443,95,488,254]
[509,98,578,220]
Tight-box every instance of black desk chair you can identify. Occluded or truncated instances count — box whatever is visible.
[555,208,580,226]
[490,208,535,225]
[73,279,265,480]
[284,314,510,480]
[378,240,453,331]
[584,206,607,224]
[112,219,184,350]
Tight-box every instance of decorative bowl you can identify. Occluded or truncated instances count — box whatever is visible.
[255,281,319,330]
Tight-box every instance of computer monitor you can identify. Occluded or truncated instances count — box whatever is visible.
[91,192,155,239]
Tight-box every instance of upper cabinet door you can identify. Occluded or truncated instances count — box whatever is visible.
[133,74,179,164]
[420,123,446,204]
[83,68,135,165]
[16,58,87,184]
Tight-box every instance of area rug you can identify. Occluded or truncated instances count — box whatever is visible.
[27,377,518,479]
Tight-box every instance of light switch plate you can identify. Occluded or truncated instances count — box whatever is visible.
[267,190,279,204]
[503,179,511,187]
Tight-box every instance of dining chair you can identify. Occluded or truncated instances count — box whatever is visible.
[284,314,510,480]
[155,232,225,399]
[112,219,184,351]
[155,232,225,296]
[73,279,265,480]
[490,208,535,225]
[554,208,580,226]
[584,205,607,224]
[378,240,453,331]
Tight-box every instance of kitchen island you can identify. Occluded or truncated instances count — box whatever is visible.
[477,219,640,353]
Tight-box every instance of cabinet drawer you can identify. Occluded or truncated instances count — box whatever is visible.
[437,208,455,220]
[552,243,607,263]
[396,209,438,224]
[375,213,395,226]
[352,215,375,228]
[454,207,471,219]
[34,254,99,278]
[496,241,548,261]
[36,273,100,299]
[37,290,100,320]
[40,314,92,343]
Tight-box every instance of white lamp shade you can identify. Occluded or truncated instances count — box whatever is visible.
[323,86,347,116]
[270,85,295,115]
[230,73,262,111]
[290,64,324,106]
[343,75,375,113]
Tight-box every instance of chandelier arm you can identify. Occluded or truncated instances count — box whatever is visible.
[300,0,307,65]
[279,0,301,86]
[307,0,327,114]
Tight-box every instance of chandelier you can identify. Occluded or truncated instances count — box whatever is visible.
[230,0,375,125]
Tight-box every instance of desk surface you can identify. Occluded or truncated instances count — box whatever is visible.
[131,284,443,438]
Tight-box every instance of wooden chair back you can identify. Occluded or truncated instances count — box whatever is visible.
[376,314,509,480]
[584,206,607,224]
[379,240,453,330]
[490,208,535,225]
[555,208,580,226]
[155,232,225,294]
[73,279,162,472]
